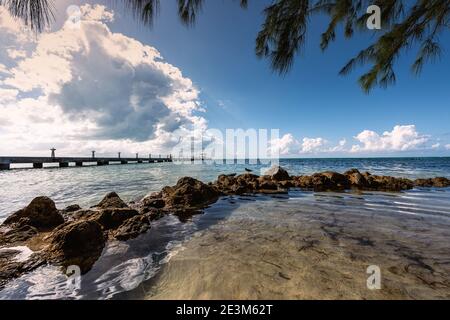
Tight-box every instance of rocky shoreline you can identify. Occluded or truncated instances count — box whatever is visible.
[1,167,449,290]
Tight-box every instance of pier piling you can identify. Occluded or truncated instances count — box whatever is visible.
[0,163,10,170]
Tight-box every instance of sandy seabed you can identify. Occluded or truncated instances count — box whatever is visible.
[146,193,450,300]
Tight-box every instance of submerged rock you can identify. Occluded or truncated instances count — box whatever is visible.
[2,197,64,231]
[0,249,44,289]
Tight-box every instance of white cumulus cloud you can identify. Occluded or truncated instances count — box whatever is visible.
[0,4,206,156]
[351,125,429,152]
[269,134,327,155]
[269,133,299,155]
[301,137,327,153]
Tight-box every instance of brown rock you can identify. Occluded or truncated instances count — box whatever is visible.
[62,209,98,223]
[173,209,204,223]
[414,178,434,187]
[344,168,361,175]
[344,169,369,189]
[215,173,258,194]
[145,208,166,221]
[0,225,38,245]
[291,169,415,192]
[231,185,249,195]
[236,173,259,185]
[431,177,450,187]
[95,192,128,209]
[370,175,414,191]
[0,250,44,289]
[216,174,237,190]
[2,197,64,231]
[307,172,349,191]
[112,215,150,241]
[0,249,23,286]
[235,174,259,192]
[257,178,278,191]
[93,208,140,230]
[141,197,165,209]
[44,220,106,274]
[63,204,82,213]
[265,166,290,181]
[161,177,220,210]
[321,172,350,188]
[293,175,314,189]
[415,177,450,188]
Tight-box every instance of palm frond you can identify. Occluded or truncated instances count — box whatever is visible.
[2,0,449,92]
[1,0,55,32]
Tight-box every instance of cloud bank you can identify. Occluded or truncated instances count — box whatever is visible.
[269,125,440,157]
[0,4,205,156]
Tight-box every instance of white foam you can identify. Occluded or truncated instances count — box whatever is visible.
[0,246,34,262]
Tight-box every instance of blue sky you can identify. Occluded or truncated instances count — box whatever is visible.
[0,1,449,157]
[109,1,450,134]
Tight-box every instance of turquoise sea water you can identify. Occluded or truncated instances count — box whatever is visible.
[1,157,450,220]
[0,158,449,299]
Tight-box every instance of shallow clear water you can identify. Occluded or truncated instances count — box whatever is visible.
[143,191,450,300]
[0,158,449,299]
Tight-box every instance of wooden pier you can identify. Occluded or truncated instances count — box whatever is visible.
[0,153,172,170]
